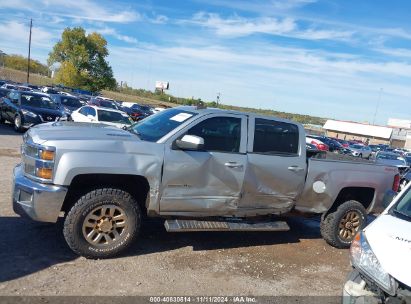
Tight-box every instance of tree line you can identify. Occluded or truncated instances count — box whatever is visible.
[2,54,49,76]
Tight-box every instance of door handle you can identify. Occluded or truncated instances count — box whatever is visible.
[288,165,304,172]
[224,162,243,168]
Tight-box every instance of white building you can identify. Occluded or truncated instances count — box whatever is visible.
[323,120,393,144]
[387,118,411,149]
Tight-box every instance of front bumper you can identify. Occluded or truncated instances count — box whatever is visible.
[343,269,411,304]
[12,163,68,222]
[343,269,380,304]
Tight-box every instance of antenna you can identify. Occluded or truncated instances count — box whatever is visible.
[26,18,32,83]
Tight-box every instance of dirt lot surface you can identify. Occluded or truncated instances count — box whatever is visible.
[0,123,351,297]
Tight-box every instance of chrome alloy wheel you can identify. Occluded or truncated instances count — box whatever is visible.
[338,210,362,241]
[82,205,128,246]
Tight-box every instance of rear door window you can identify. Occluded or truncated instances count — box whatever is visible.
[79,107,89,115]
[253,118,299,155]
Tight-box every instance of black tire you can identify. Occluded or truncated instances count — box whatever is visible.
[0,113,5,124]
[320,200,367,248]
[14,114,24,132]
[63,188,141,259]
[358,153,362,158]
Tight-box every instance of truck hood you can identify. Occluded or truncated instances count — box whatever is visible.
[364,214,411,287]
[27,121,137,144]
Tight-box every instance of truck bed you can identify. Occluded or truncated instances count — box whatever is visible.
[295,153,398,214]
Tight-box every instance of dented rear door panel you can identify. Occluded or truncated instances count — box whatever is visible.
[239,115,307,213]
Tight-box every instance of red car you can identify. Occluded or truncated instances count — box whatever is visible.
[333,138,350,148]
[306,136,329,151]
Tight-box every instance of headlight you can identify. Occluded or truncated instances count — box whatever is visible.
[21,109,37,118]
[22,143,55,182]
[350,232,397,295]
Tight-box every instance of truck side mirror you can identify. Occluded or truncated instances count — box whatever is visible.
[382,190,397,209]
[174,135,204,151]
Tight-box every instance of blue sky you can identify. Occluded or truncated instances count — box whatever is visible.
[0,0,411,125]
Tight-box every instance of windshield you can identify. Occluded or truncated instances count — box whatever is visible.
[97,110,131,125]
[131,108,197,142]
[392,188,411,221]
[61,97,82,108]
[21,94,57,109]
[132,104,152,112]
[99,100,117,109]
[0,89,8,97]
[351,144,363,149]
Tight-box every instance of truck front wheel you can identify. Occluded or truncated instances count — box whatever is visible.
[320,200,367,248]
[63,188,141,259]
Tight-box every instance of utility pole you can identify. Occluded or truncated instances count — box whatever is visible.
[27,18,32,84]
[216,92,221,106]
[372,88,383,125]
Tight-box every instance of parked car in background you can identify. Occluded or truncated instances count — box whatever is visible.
[41,86,60,94]
[306,135,329,151]
[1,83,19,90]
[343,185,411,304]
[393,148,406,157]
[89,97,121,110]
[399,168,411,192]
[50,94,83,118]
[0,90,67,132]
[349,144,372,159]
[129,103,154,120]
[26,84,40,91]
[334,138,350,148]
[0,88,9,98]
[76,94,91,105]
[375,152,408,175]
[317,136,343,152]
[368,144,382,153]
[121,101,135,108]
[378,144,390,151]
[70,105,132,129]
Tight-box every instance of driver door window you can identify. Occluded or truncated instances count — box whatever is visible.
[185,116,241,153]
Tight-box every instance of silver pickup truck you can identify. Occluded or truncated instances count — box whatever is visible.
[12,106,399,258]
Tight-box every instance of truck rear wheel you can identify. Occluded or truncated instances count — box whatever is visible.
[320,200,367,248]
[63,188,141,259]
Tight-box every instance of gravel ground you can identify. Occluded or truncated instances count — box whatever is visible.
[0,123,351,297]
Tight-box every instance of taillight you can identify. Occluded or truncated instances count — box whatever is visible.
[393,174,400,192]
[317,144,329,151]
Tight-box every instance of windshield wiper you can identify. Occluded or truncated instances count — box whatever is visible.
[126,127,141,138]
[392,208,411,221]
